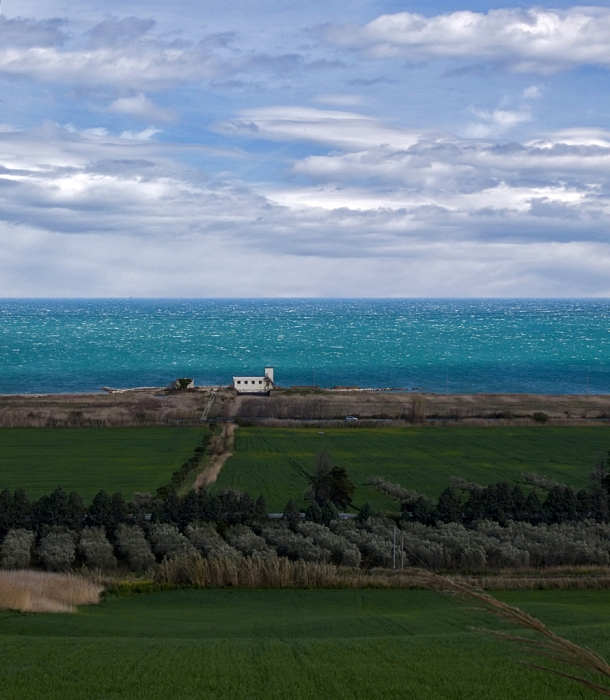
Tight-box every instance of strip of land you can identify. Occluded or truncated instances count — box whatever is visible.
[193,422,237,490]
[1,387,609,427]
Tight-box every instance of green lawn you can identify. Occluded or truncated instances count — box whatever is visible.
[0,588,607,699]
[213,426,610,511]
[0,427,204,499]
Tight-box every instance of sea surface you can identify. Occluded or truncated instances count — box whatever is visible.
[0,299,609,395]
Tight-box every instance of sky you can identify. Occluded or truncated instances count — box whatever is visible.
[1,1,610,297]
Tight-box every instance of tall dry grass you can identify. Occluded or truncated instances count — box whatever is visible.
[158,555,339,588]
[417,571,610,696]
[152,555,610,591]
[0,409,201,428]
[0,570,104,613]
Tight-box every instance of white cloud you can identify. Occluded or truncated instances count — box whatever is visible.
[217,106,420,150]
[522,85,541,100]
[326,7,610,73]
[463,107,532,138]
[119,126,161,140]
[108,93,176,122]
[0,44,220,89]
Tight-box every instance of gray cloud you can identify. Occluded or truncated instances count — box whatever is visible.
[0,17,69,48]
[86,16,156,49]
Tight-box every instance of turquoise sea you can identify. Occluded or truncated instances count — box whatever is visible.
[0,299,609,394]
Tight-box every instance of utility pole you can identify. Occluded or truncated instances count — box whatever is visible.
[393,527,396,569]
[313,367,316,388]
[400,530,404,570]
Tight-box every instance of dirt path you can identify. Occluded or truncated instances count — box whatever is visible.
[194,422,237,490]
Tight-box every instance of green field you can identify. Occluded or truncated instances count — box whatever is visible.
[0,427,204,499]
[214,426,610,511]
[0,588,608,699]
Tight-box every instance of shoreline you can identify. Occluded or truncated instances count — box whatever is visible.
[0,386,609,398]
[1,387,609,428]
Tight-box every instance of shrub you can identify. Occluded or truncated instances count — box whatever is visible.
[116,524,156,571]
[78,527,117,570]
[224,525,276,559]
[532,412,549,423]
[186,524,243,562]
[38,531,77,572]
[330,521,392,567]
[148,524,196,560]
[262,525,331,563]
[1,529,34,569]
[298,522,361,567]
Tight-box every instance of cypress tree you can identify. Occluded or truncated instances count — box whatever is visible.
[524,491,546,524]
[0,489,15,534]
[88,490,114,529]
[436,487,462,523]
[12,489,31,529]
[282,499,300,528]
[511,485,527,521]
[406,496,436,526]
[328,466,355,509]
[178,491,199,528]
[356,501,374,523]
[305,501,324,523]
[254,495,268,523]
[320,500,339,526]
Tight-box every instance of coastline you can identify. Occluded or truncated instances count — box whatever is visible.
[1,387,609,428]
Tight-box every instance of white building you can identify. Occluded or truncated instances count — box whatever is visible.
[233,367,274,395]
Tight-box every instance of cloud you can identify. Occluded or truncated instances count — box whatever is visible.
[463,107,532,138]
[108,93,176,122]
[1,113,610,296]
[313,93,366,107]
[86,16,156,50]
[0,17,68,48]
[0,16,223,89]
[0,15,342,92]
[522,85,541,100]
[325,7,610,73]
[221,106,610,245]
[217,106,419,150]
[119,127,161,140]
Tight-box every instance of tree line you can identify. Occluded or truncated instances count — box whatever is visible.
[0,487,269,536]
[368,453,610,526]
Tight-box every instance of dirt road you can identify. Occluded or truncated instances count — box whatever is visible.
[194,422,237,490]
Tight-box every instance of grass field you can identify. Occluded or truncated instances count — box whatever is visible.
[0,427,204,499]
[213,426,610,511]
[0,588,607,699]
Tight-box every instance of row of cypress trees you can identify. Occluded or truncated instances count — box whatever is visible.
[403,481,610,526]
[0,487,269,536]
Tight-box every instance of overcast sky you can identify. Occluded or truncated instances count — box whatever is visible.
[1,0,610,296]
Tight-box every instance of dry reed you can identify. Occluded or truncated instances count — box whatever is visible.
[153,556,610,591]
[417,570,610,696]
[0,570,104,613]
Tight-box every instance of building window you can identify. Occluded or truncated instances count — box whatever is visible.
[259,380,262,384]
[237,381,241,384]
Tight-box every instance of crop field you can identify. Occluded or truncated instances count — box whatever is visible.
[0,588,607,699]
[0,427,204,499]
[213,426,610,511]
